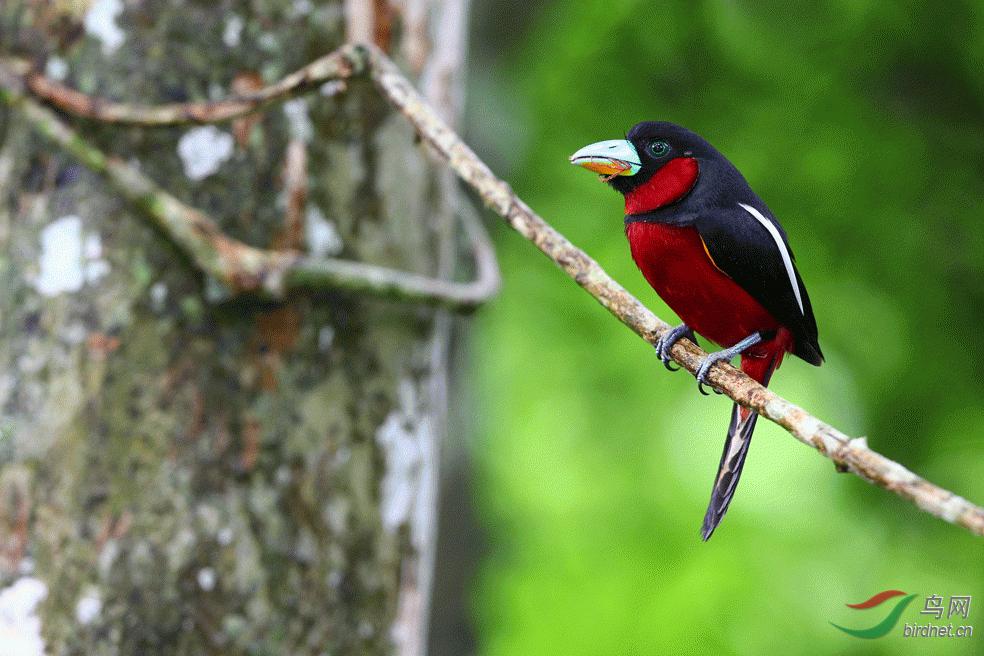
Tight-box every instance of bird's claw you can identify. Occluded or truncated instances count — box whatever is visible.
[696,355,728,395]
[658,328,768,395]
[654,324,694,372]
[693,331,769,395]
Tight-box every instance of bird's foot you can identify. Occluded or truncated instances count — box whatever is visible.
[695,331,770,396]
[655,324,696,371]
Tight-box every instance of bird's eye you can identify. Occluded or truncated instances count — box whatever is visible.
[648,141,670,157]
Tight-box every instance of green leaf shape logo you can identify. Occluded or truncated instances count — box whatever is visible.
[831,592,917,639]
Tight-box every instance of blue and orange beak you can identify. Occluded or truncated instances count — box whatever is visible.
[569,139,641,178]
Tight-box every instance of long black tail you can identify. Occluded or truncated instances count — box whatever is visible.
[700,403,758,541]
[700,349,781,541]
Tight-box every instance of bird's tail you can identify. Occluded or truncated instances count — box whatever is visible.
[699,346,784,541]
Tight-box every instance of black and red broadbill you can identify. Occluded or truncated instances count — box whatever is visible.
[570,122,822,540]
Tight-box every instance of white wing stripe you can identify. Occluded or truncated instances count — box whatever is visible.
[738,202,804,315]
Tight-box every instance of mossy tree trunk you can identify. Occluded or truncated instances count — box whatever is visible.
[0,1,469,653]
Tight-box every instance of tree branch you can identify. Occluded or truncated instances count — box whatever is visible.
[3,43,981,537]
[15,49,357,125]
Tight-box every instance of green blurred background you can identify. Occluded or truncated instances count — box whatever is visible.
[463,1,984,654]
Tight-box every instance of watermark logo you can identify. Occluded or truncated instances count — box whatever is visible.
[831,590,916,638]
[831,590,973,639]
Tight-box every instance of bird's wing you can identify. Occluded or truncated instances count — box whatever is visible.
[695,202,822,365]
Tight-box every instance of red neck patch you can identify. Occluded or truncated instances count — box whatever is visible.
[624,157,699,215]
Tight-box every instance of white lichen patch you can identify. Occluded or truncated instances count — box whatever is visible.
[83,235,111,285]
[84,0,125,56]
[306,206,344,258]
[85,260,111,285]
[34,216,112,297]
[177,126,234,181]
[324,496,352,534]
[258,32,278,51]
[45,56,69,81]
[375,379,434,545]
[318,325,335,354]
[283,98,314,143]
[0,577,47,656]
[36,216,82,296]
[376,410,421,533]
[376,409,421,533]
[320,80,346,97]
[149,282,168,312]
[97,539,120,580]
[223,15,245,48]
[217,526,234,546]
[75,591,102,625]
[197,568,217,591]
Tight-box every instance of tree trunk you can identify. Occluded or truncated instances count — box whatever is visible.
[0,1,469,654]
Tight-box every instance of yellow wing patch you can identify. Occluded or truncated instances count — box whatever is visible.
[699,234,731,277]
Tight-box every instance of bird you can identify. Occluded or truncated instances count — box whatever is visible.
[570,121,822,540]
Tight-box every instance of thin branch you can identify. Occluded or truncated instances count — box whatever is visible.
[9,49,357,125]
[3,43,981,536]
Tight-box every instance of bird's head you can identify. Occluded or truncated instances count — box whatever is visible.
[570,121,719,214]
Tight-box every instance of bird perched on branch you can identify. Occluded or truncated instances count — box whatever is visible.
[570,121,822,540]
